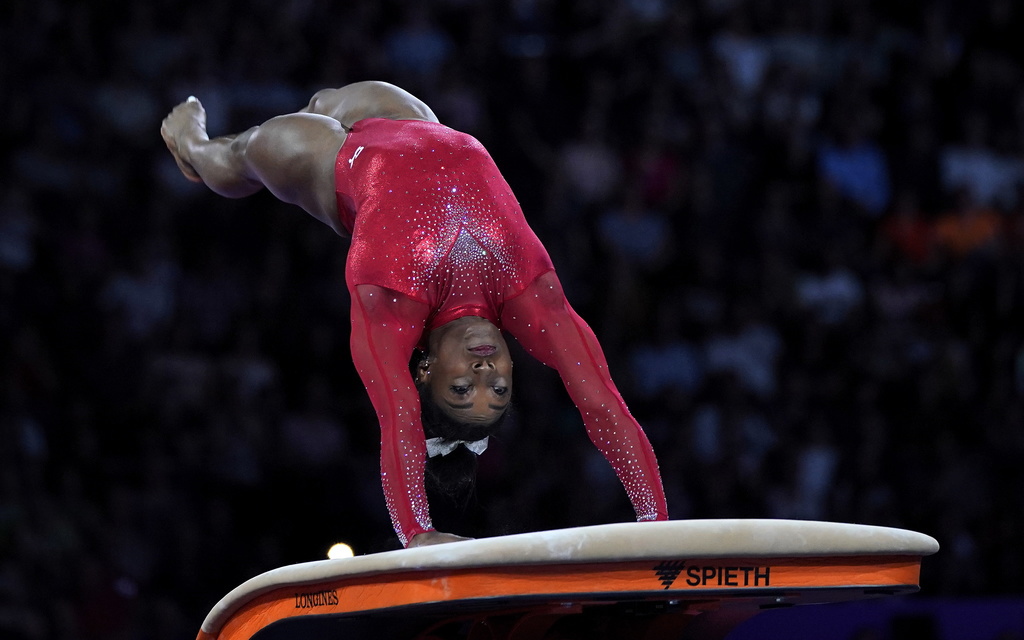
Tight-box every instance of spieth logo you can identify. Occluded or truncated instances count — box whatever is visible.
[653,561,687,589]
[653,561,772,589]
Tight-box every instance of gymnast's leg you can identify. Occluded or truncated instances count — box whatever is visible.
[160,81,436,233]
[299,81,439,128]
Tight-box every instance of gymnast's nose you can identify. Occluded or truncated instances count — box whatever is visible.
[472,359,495,371]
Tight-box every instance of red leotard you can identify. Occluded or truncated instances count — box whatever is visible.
[335,118,668,546]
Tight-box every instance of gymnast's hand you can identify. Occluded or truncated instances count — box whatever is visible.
[407,531,473,547]
[160,96,207,184]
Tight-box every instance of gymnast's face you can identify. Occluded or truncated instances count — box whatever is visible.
[417,317,513,426]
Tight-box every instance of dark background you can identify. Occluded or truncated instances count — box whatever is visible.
[2,0,1023,638]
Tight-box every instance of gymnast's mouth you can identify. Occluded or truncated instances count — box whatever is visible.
[468,345,497,357]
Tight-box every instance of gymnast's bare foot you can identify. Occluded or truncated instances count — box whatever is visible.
[160,96,206,183]
[407,531,473,547]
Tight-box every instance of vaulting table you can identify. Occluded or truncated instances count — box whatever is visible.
[196,519,940,640]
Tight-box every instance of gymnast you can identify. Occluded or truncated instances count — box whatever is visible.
[160,80,668,548]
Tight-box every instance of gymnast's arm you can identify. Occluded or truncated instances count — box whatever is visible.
[348,284,470,547]
[502,271,669,521]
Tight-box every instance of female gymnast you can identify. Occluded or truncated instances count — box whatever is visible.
[160,81,668,548]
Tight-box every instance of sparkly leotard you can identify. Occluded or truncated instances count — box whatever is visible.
[335,118,668,546]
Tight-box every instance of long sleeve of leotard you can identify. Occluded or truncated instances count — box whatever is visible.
[503,271,669,521]
[348,284,435,546]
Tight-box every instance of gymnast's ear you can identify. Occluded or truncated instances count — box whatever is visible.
[415,356,432,385]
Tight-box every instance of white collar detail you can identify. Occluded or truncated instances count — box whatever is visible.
[425,436,490,458]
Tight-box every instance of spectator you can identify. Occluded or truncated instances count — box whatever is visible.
[553,103,624,213]
[817,109,892,217]
[940,111,1024,211]
[795,256,866,326]
[933,188,1004,260]
[99,239,180,342]
[878,189,935,267]
[384,5,455,85]
[597,184,673,268]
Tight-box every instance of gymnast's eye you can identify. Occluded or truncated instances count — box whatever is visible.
[450,385,470,395]
[492,386,508,396]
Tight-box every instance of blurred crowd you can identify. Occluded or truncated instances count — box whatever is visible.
[3,0,1024,638]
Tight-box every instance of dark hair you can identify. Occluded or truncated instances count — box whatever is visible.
[417,382,510,508]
